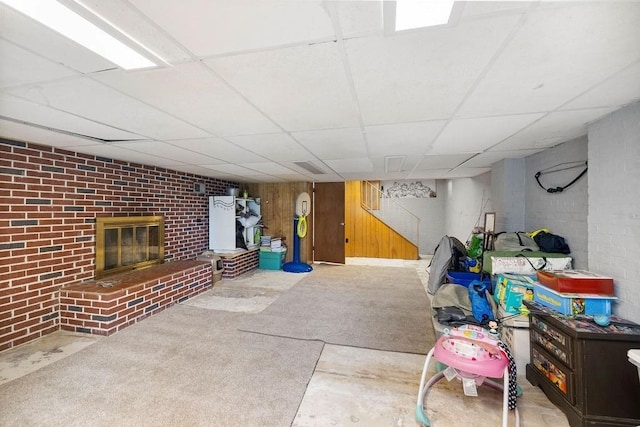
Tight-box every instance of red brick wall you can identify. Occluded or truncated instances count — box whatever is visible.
[0,138,239,351]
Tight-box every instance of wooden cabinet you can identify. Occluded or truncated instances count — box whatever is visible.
[524,301,640,427]
[209,196,261,251]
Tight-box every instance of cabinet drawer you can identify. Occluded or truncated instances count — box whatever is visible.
[531,329,570,367]
[531,345,574,404]
[531,316,572,365]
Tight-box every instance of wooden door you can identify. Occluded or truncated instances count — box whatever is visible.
[313,182,345,264]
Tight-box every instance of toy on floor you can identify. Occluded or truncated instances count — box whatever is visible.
[415,324,520,427]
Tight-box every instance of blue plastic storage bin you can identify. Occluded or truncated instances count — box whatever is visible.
[446,271,491,289]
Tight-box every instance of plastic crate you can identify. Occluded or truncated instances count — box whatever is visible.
[446,271,491,289]
[259,250,285,270]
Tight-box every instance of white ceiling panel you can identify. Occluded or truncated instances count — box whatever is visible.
[562,61,640,111]
[206,42,360,132]
[365,121,447,157]
[0,5,113,74]
[292,127,367,160]
[70,144,187,167]
[0,40,78,88]
[462,149,542,168]
[5,78,210,140]
[413,154,476,170]
[72,0,191,63]
[1,1,639,183]
[492,107,618,151]
[459,1,534,21]
[109,141,222,164]
[240,162,297,175]
[324,158,373,174]
[431,113,544,154]
[444,167,492,178]
[226,133,312,162]
[334,1,382,38]
[0,93,144,141]
[0,119,100,147]
[93,63,280,136]
[167,138,266,163]
[458,2,640,117]
[130,0,335,57]
[346,12,523,125]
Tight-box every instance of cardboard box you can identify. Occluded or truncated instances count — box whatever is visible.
[533,282,616,316]
[536,270,614,295]
[494,273,536,314]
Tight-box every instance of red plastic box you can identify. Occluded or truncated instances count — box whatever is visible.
[536,270,614,295]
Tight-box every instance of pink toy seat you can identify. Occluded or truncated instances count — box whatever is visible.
[416,325,520,427]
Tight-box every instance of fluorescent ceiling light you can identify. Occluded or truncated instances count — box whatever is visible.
[395,0,455,31]
[1,0,156,70]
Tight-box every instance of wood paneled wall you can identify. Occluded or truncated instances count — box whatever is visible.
[246,182,313,263]
[345,181,419,260]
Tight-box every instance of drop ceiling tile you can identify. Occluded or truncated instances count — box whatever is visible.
[459,2,534,21]
[444,167,492,178]
[226,133,311,162]
[365,121,447,157]
[334,1,382,38]
[0,119,99,147]
[168,138,265,163]
[0,40,78,88]
[492,107,618,151]
[109,141,221,163]
[431,113,544,154]
[240,162,297,175]
[5,77,210,140]
[406,169,452,180]
[458,2,640,117]
[413,154,476,170]
[0,5,113,74]
[70,144,187,167]
[345,12,523,125]
[563,61,640,110]
[324,158,373,174]
[130,0,334,57]
[199,163,257,175]
[93,63,280,136]
[169,164,241,180]
[0,93,143,141]
[206,42,360,131]
[462,149,542,168]
[72,0,191,63]
[272,173,316,182]
[292,127,367,160]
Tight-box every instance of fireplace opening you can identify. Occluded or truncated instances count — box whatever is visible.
[95,216,165,278]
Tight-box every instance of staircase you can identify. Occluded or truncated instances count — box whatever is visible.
[360,181,420,247]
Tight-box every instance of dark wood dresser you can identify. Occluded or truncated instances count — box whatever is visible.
[524,301,640,427]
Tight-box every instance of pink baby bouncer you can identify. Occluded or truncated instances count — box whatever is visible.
[416,324,520,427]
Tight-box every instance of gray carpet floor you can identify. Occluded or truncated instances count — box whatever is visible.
[0,306,324,427]
[240,264,433,354]
[0,264,433,426]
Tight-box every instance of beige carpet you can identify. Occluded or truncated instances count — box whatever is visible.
[240,264,434,354]
[0,305,324,427]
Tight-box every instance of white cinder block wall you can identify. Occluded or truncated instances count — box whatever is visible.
[443,172,492,244]
[491,158,526,233]
[525,136,589,269]
[588,102,640,323]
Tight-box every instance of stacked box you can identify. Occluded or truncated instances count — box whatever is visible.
[494,273,536,314]
[533,282,616,316]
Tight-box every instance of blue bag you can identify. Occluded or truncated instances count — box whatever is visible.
[468,280,494,323]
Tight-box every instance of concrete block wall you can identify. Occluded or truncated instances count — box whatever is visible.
[491,159,526,233]
[525,136,589,269]
[0,138,239,351]
[443,172,493,244]
[588,102,640,323]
